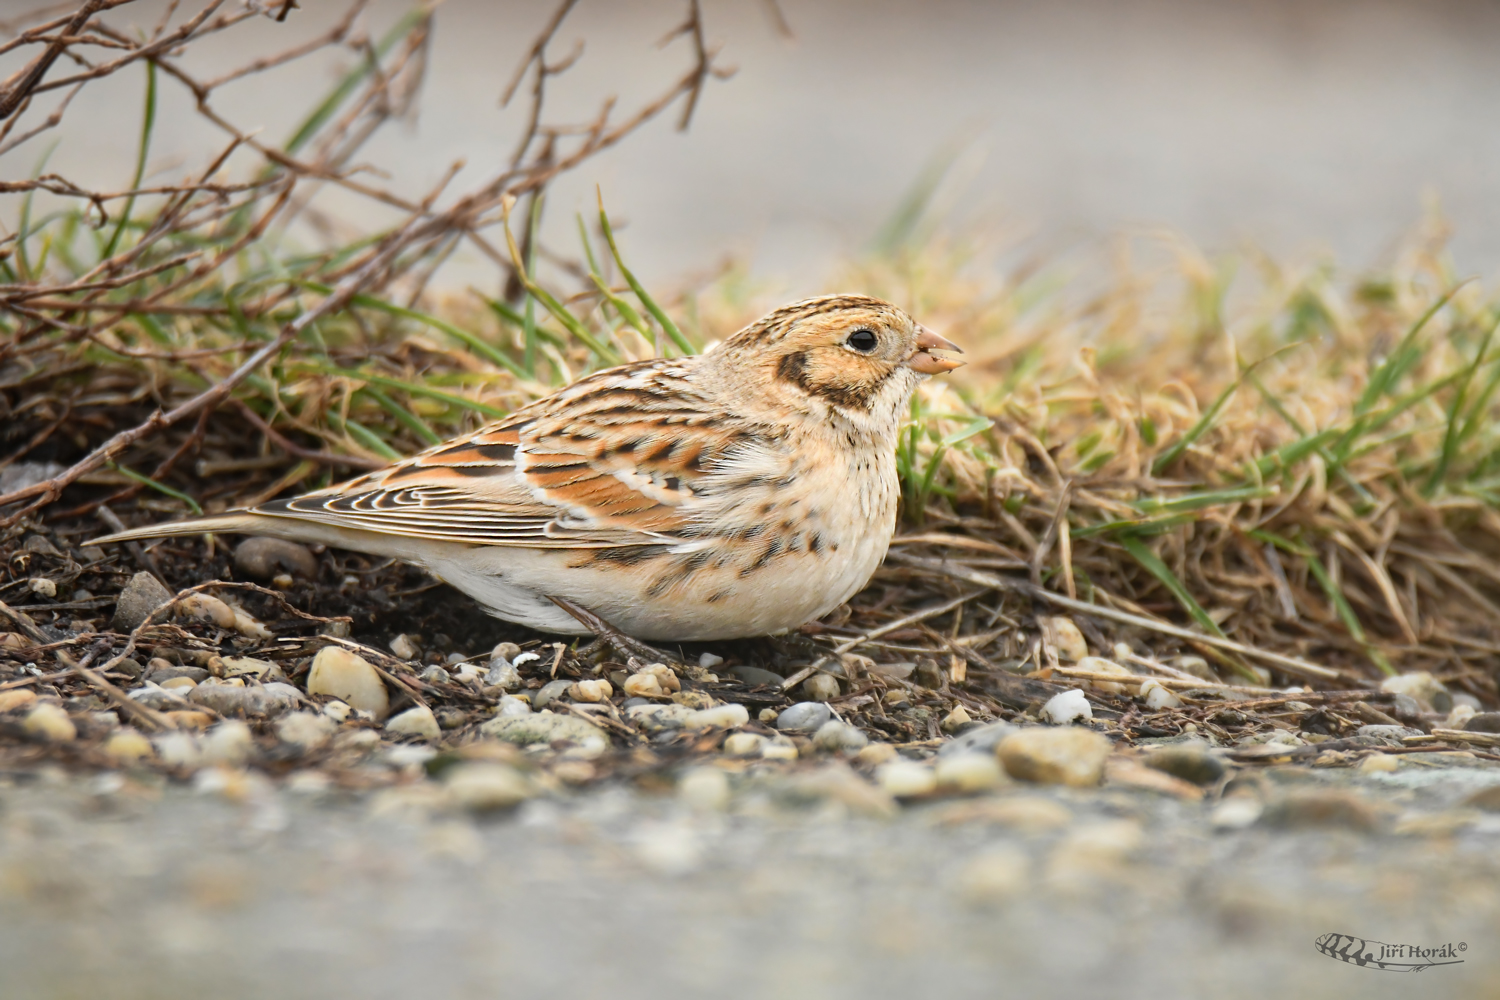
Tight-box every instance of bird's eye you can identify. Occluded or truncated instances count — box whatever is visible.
[846,329,878,353]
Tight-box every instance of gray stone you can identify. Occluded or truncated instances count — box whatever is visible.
[478,713,609,755]
[126,685,191,711]
[938,720,1017,757]
[234,536,319,581]
[145,665,208,685]
[812,720,869,753]
[111,572,173,631]
[1356,724,1422,741]
[1143,742,1227,785]
[188,680,299,717]
[729,665,783,687]
[532,678,573,710]
[626,703,695,734]
[1465,713,1500,733]
[776,701,833,733]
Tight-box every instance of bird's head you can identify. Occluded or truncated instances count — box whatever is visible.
[711,294,963,427]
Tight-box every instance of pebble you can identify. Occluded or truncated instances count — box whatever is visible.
[497,695,532,717]
[685,703,750,729]
[532,678,574,710]
[176,593,237,629]
[811,719,869,753]
[389,634,420,660]
[696,652,724,669]
[1209,794,1264,829]
[201,720,255,765]
[160,676,198,691]
[568,679,613,703]
[233,537,318,580]
[761,737,799,761]
[0,689,38,713]
[478,713,610,756]
[802,673,841,702]
[776,701,833,733]
[220,656,285,682]
[111,572,173,631]
[729,665,783,687]
[1263,789,1382,832]
[723,732,768,757]
[1359,754,1400,774]
[1043,617,1088,662]
[418,664,450,685]
[1078,656,1133,694]
[934,752,1006,793]
[233,611,273,640]
[146,664,208,684]
[1139,679,1183,710]
[152,731,201,768]
[1040,688,1093,725]
[1464,713,1500,733]
[333,729,382,752]
[783,764,898,818]
[671,690,717,710]
[484,660,522,691]
[877,760,938,797]
[957,846,1030,904]
[188,680,265,717]
[939,704,972,733]
[306,647,389,720]
[678,766,731,811]
[102,728,154,762]
[855,743,898,766]
[27,577,56,599]
[998,727,1110,787]
[322,700,352,722]
[444,762,536,811]
[626,703,695,733]
[21,702,75,741]
[938,720,1017,757]
[623,672,666,697]
[1380,671,1451,713]
[1445,704,1478,729]
[275,711,336,750]
[1356,724,1422,741]
[1173,655,1216,680]
[164,710,213,731]
[386,705,441,741]
[126,685,191,711]
[1143,742,1227,785]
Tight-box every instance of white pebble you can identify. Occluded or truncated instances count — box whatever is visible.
[698,652,725,669]
[723,732,767,757]
[233,611,272,640]
[623,672,665,698]
[444,762,535,811]
[812,719,869,753]
[1044,617,1088,662]
[1210,796,1264,829]
[389,634,420,660]
[484,660,522,691]
[307,647,390,720]
[103,728,154,762]
[27,578,57,599]
[1139,679,1182,710]
[1040,688,1093,724]
[568,679,613,703]
[497,695,532,717]
[276,711,336,749]
[678,766,731,811]
[177,593,236,629]
[876,760,937,797]
[761,737,799,760]
[201,720,254,765]
[684,703,749,729]
[935,753,1005,793]
[803,673,841,702]
[385,705,441,741]
[511,652,541,668]
[153,730,202,768]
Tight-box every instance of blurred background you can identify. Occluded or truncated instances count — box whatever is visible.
[16,0,1500,296]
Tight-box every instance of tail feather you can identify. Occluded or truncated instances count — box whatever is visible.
[91,514,283,547]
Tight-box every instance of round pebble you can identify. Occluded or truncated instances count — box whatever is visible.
[623,672,665,698]
[802,673,840,702]
[532,679,573,710]
[201,720,255,765]
[306,647,390,720]
[935,753,1005,793]
[761,737,799,760]
[386,705,441,741]
[776,701,833,733]
[484,660,522,691]
[685,703,750,729]
[102,728,154,762]
[22,702,75,742]
[1139,679,1182,710]
[0,689,38,714]
[855,743,898,766]
[275,711,336,749]
[176,593,237,629]
[497,695,532,717]
[28,577,56,599]
[389,634,421,660]
[876,760,937,797]
[812,719,869,754]
[1143,743,1227,785]
[1040,688,1093,725]
[444,762,535,811]
[478,713,610,756]
[568,679,613,703]
[998,727,1110,787]
[723,732,767,757]
[1043,617,1088,662]
[233,537,318,580]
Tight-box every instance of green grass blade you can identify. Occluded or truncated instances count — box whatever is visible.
[596,190,694,355]
[327,409,402,461]
[1425,313,1500,495]
[1117,534,1225,638]
[102,59,156,260]
[1150,380,1239,475]
[1354,283,1467,414]
[109,461,202,515]
[359,386,442,446]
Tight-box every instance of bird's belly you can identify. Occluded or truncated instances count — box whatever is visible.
[428,530,890,641]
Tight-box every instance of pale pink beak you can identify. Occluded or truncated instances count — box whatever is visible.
[906,326,965,375]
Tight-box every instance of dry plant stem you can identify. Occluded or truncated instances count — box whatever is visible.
[892,553,1350,685]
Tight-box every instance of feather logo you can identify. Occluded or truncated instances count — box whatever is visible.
[1315,933,1466,971]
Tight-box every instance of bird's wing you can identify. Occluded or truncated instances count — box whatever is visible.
[255,359,761,549]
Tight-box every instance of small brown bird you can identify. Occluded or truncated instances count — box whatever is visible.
[95,294,963,639]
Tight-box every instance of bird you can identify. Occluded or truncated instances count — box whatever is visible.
[93,294,964,640]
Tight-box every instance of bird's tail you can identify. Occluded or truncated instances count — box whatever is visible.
[92,513,297,547]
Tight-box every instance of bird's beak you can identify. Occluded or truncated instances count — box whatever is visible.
[906,326,965,375]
